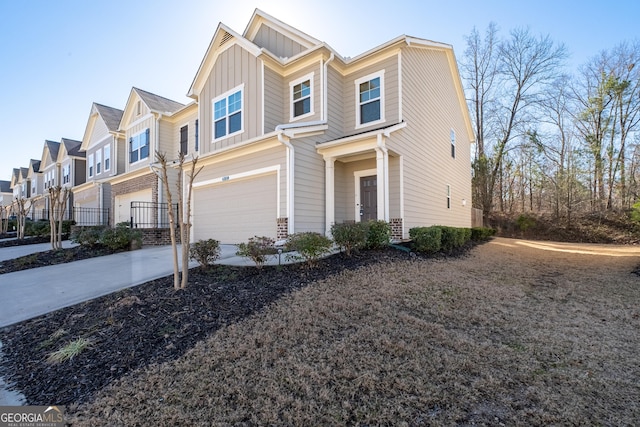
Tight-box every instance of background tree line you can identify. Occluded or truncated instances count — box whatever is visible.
[460,23,640,224]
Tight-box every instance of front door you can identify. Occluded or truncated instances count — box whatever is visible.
[360,175,378,221]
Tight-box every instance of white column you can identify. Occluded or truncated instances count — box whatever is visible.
[324,156,335,236]
[375,147,385,221]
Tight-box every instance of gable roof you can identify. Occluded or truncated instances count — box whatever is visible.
[243,9,321,51]
[94,103,124,132]
[28,159,41,173]
[43,140,61,166]
[134,87,185,114]
[61,138,85,159]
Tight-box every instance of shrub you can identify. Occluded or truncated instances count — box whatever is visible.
[440,226,468,252]
[236,236,275,269]
[190,238,221,268]
[26,220,50,237]
[71,226,106,247]
[516,214,536,232]
[366,220,391,249]
[471,227,496,241]
[100,223,142,251]
[286,232,333,266]
[409,226,442,253]
[331,222,368,256]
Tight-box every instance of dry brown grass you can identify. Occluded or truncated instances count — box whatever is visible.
[69,238,640,426]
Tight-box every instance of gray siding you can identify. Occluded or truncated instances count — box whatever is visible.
[334,158,376,224]
[199,44,263,154]
[325,66,344,141]
[264,67,284,132]
[292,136,324,233]
[252,24,306,59]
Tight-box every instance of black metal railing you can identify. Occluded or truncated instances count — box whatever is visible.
[73,207,110,226]
[130,202,178,228]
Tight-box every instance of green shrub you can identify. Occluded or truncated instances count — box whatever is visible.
[236,236,276,269]
[471,227,496,241]
[71,226,106,247]
[26,220,50,237]
[61,220,75,235]
[409,226,442,253]
[190,238,221,268]
[100,223,142,251]
[366,220,391,249]
[286,232,333,266]
[516,214,536,232]
[331,222,368,256]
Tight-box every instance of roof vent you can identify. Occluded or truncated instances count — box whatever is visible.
[219,31,233,46]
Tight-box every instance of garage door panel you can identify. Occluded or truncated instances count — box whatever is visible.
[194,175,277,244]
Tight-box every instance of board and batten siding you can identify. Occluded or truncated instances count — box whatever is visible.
[342,53,400,136]
[199,44,263,154]
[194,143,288,219]
[252,24,306,59]
[391,47,472,229]
[89,116,110,146]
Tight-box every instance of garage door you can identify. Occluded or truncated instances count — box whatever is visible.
[114,189,152,225]
[193,174,277,244]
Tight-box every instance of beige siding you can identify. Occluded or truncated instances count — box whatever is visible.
[325,66,344,141]
[115,136,127,175]
[73,186,99,209]
[390,47,472,229]
[342,53,400,136]
[292,136,324,234]
[126,115,155,172]
[195,144,287,218]
[264,67,284,132]
[283,63,321,124]
[252,24,306,59]
[334,158,376,223]
[158,120,174,157]
[198,44,263,155]
[89,117,110,146]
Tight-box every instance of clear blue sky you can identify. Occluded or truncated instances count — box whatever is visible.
[1,0,638,181]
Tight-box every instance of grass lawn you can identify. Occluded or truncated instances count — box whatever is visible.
[61,239,640,425]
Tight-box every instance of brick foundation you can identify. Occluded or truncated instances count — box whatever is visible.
[390,218,403,241]
[276,217,288,240]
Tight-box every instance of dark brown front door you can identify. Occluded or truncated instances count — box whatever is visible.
[360,175,377,221]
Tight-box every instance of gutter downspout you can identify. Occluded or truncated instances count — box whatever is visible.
[322,53,335,121]
[276,129,294,236]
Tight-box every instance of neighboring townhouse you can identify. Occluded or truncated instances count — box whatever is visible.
[41,140,61,195]
[73,103,125,225]
[185,9,473,243]
[0,180,12,208]
[39,138,85,220]
[25,159,46,220]
[109,87,186,226]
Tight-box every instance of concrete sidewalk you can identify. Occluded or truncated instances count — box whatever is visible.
[0,243,303,328]
[0,240,78,262]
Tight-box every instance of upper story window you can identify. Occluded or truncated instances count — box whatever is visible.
[195,119,199,151]
[62,164,71,184]
[447,185,451,209]
[96,150,102,174]
[180,125,188,155]
[355,70,385,128]
[213,85,243,140]
[31,180,36,195]
[290,73,314,120]
[129,129,150,163]
[450,129,456,159]
[104,145,111,172]
[88,154,94,178]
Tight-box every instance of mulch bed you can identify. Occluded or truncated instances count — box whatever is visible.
[0,245,125,274]
[0,248,412,407]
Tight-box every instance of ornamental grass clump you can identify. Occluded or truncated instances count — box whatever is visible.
[47,338,93,364]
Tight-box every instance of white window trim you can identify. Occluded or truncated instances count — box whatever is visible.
[355,70,385,130]
[450,129,456,159]
[129,129,150,165]
[212,84,245,143]
[96,150,102,175]
[88,153,94,178]
[289,72,314,122]
[104,144,111,172]
[353,168,378,222]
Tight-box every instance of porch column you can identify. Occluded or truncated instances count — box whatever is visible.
[375,134,389,221]
[324,156,335,236]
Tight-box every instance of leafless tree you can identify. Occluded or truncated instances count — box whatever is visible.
[14,197,32,239]
[48,186,70,250]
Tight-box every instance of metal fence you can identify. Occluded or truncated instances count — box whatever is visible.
[130,202,178,228]
[73,207,110,226]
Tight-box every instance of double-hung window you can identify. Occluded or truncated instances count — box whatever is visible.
[355,71,385,128]
[290,73,313,120]
[180,125,188,155]
[63,165,70,184]
[129,129,150,163]
[213,85,243,140]
[96,150,102,174]
[104,145,111,172]
[88,154,94,178]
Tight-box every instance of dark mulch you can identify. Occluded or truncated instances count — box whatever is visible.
[0,235,51,248]
[0,248,413,407]
[0,245,126,274]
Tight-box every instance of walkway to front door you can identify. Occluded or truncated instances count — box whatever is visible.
[360,175,377,221]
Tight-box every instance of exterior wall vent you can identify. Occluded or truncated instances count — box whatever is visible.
[220,31,233,46]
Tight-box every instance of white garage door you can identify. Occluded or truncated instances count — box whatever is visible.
[193,174,277,244]
[114,189,152,225]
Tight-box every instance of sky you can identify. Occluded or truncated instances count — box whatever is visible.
[1,0,638,182]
